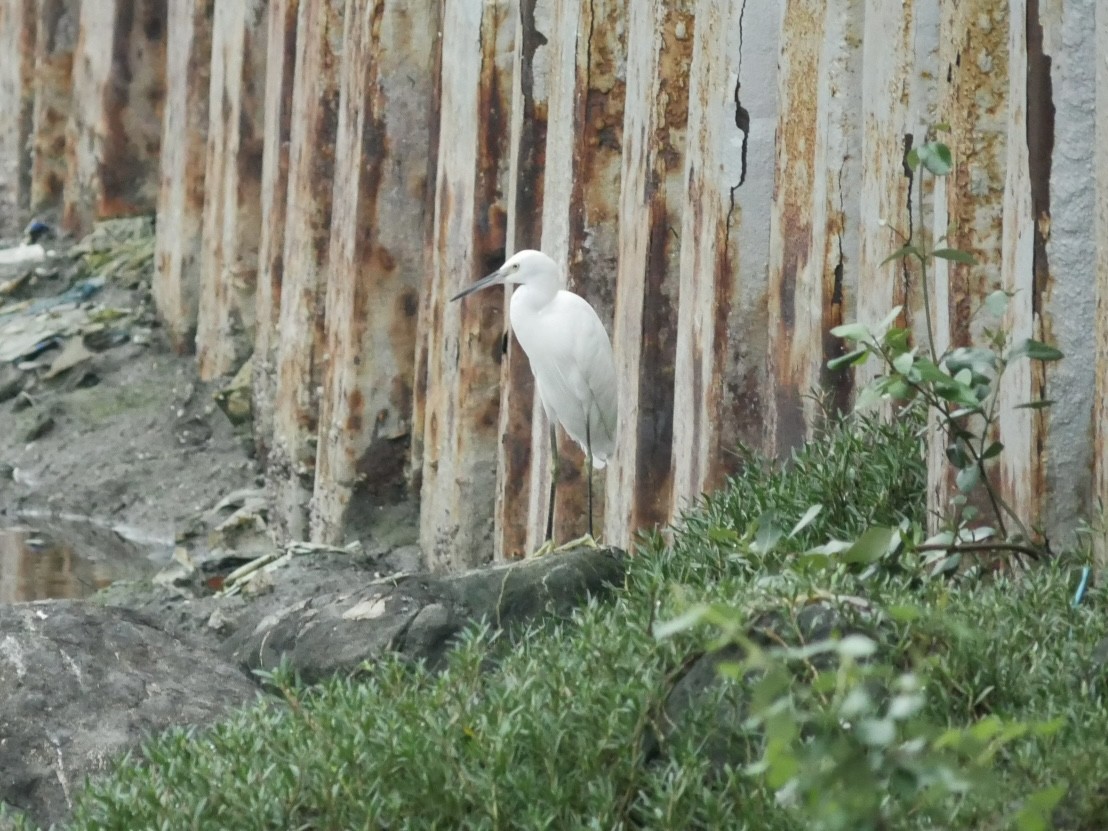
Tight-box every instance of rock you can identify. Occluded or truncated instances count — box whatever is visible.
[21,411,54,442]
[0,601,260,828]
[224,547,628,683]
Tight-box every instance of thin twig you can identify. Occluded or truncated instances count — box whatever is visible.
[914,541,1044,561]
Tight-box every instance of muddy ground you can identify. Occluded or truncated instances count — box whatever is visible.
[0,219,420,601]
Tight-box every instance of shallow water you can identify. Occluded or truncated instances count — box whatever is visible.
[0,519,169,603]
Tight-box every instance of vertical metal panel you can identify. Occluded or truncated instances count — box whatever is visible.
[516,0,625,551]
[856,0,933,391]
[766,0,864,457]
[995,0,1038,536]
[493,0,550,560]
[266,0,344,543]
[61,0,168,235]
[404,0,444,499]
[29,0,77,213]
[310,0,437,545]
[671,0,772,516]
[253,0,300,466]
[1094,0,1108,563]
[0,0,36,235]
[152,0,214,354]
[1037,0,1098,544]
[417,0,513,571]
[928,0,1012,530]
[195,0,267,380]
[604,0,692,546]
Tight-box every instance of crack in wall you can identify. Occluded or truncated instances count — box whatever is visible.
[726,0,749,228]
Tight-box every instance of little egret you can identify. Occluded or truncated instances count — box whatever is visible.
[451,249,617,549]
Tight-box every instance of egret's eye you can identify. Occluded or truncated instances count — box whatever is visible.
[513,263,520,271]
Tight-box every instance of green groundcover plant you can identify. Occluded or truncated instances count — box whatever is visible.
[6,411,1106,831]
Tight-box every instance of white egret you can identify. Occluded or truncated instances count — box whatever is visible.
[451,249,617,548]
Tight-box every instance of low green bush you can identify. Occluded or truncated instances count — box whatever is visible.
[16,414,1105,830]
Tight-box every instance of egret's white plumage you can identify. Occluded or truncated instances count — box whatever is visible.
[504,254,617,467]
[450,249,618,540]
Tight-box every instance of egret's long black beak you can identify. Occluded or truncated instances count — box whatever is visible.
[450,269,505,302]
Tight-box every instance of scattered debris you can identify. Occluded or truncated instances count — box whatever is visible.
[213,354,253,426]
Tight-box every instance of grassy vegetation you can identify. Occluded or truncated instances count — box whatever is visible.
[21,411,1108,829]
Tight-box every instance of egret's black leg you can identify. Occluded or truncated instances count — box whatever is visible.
[586,415,594,538]
[546,424,558,542]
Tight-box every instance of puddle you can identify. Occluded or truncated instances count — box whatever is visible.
[0,519,171,603]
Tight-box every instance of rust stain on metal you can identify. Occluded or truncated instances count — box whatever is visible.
[151,0,213,354]
[767,0,823,456]
[267,0,344,543]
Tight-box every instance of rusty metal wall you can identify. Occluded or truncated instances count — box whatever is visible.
[309,0,438,545]
[0,0,36,235]
[253,0,300,468]
[195,0,267,379]
[152,0,214,354]
[62,0,167,235]
[416,0,514,570]
[3,0,1105,566]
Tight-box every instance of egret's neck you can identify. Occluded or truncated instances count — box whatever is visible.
[511,269,562,310]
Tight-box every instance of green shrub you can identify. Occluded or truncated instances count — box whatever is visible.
[42,414,1108,830]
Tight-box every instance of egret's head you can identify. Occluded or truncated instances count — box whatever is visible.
[450,249,561,301]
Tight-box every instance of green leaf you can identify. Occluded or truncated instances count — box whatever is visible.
[831,322,872,342]
[1009,338,1064,362]
[946,444,970,469]
[931,247,977,265]
[884,326,911,353]
[877,305,905,332]
[892,351,916,376]
[1015,399,1056,410]
[956,465,981,493]
[754,515,784,555]
[981,440,1004,460]
[842,526,899,564]
[1014,782,1068,831]
[918,141,953,175]
[906,147,920,171]
[880,245,920,267]
[654,605,710,639]
[984,289,1010,317]
[787,504,823,539]
[827,346,868,371]
[838,634,878,659]
[885,377,913,401]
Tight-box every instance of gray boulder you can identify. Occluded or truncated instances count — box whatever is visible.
[225,547,628,682]
[0,601,260,828]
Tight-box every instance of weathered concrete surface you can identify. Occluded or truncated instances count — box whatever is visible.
[266,0,344,543]
[0,601,260,829]
[1094,0,1108,565]
[0,0,36,235]
[765,0,863,458]
[225,547,628,683]
[493,0,550,560]
[310,0,437,545]
[195,0,268,380]
[605,0,692,547]
[416,0,514,571]
[29,0,78,214]
[253,0,301,466]
[1037,0,1098,546]
[152,0,214,353]
[670,0,767,517]
[61,0,168,235]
